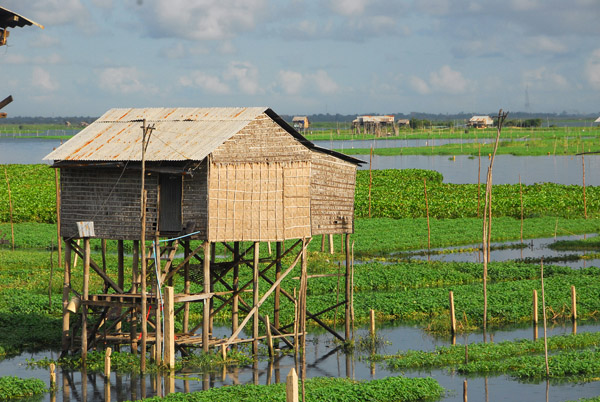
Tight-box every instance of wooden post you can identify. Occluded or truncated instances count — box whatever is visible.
[141,190,148,372]
[55,168,62,268]
[582,155,587,219]
[116,240,124,337]
[368,147,373,218]
[183,239,190,333]
[131,240,139,354]
[477,144,481,218]
[232,242,239,342]
[541,260,549,377]
[293,288,298,355]
[329,234,334,254]
[154,283,162,364]
[369,309,375,337]
[61,240,72,354]
[221,344,227,361]
[104,347,112,378]
[286,368,299,402]
[463,379,468,402]
[82,237,90,364]
[50,363,56,390]
[274,242,282,348]
[252,241,260,355]
[321,235,325,252]
[532,289,538,325]
[345,234,352,341]
[449,291,456,334]
[424,178,431,252]
[266,314,274,359]
[164,286,175,369]
[299,239,308,349]
[519,175,524,245]
[3,166,14,251]
[203,241,211,352]
[571,285,577,321]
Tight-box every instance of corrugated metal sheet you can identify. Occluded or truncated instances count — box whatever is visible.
[45,107,268,162]
[0,7,44,29]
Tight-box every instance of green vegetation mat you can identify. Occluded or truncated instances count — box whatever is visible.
[128,376,444,402]
[1,166,597,223]
[0,376,46,399]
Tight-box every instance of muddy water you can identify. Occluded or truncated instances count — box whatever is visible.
[2,321,600,402]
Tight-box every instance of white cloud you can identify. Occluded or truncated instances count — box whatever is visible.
[225,62,262,95]
[523,66,569,89]
[139,0,267,40]
[98,67,146,94]
[409,76,431,95]
[518,36,567,55]
[429,65,469,94]
[179,71,230,94]
[509,0,540,11]
[585,49,600,90]
[30,35,61,49]
[32,67,58,91]
[278,70,304,95]
[329,0,370,16]
[311,70,339,95]
[3,53,28,64]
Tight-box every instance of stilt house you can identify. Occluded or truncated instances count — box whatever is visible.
[44,107,363,362]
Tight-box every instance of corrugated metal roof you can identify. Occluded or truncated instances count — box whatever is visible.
[45,107,269,162]
[0,7,44,29]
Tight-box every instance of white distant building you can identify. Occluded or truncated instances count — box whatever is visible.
[594,116,600,124]
[468,115,494,128]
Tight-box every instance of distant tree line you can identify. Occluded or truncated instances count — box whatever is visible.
[2,116,97,125]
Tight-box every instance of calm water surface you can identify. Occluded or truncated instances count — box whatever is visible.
[2,321,600,402]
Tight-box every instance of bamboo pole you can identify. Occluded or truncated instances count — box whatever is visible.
[183,240,190,333]
[519,175,524,245]
[368,147,373,218]
[477,144,481,218]
[55,168,62,268]
[533,289,538,325]
[571,285,577,321]
[82,238,90,364]
[345,234,351,341]
[449,291,456,334]
[131,240,139,354]
[140,190,148,371]
[266,314,274,359]
[253,241,260,355]
[232,242,239,343]
[61,240,71,354]
[329,234,334,254]
[203,241,211,353]
[582,155,587,219]
[369,309,375,337]
[274,241,282,348]
[541,259,549,377]
[104,347,112,378]
[424,178,431,253]
[3,166,14,251]
[164,286,175,369]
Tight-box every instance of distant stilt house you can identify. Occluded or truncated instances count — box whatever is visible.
[292,116,310,131]
[468,115,494,128]
[352,115,395,136]
[594,117,600,125]
[45,107,363,363]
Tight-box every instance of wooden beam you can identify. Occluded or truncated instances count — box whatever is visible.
[0,95,13,110]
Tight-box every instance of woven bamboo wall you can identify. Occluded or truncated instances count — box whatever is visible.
[60,168,158,240]
[211,113,311,163]
[181,161,208,238]
[310,151,356,235]
[207,161,311,242]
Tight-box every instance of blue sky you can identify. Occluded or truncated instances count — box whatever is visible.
[1,0,600,117]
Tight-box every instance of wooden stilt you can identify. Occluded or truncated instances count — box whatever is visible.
[82,238,90,364]
[183,240,190,333]
[141,190,148,372]
[232,242,239,342]
[164,286,175,369]
[345,234,351,341]
[449,291,456,334]
[274,241,282,347]
[131,240,139,354]
[154,284,162,364]
[329,234,334,254]
[61,239,72,354]
[252,241,260,355]
[202,241,211,352]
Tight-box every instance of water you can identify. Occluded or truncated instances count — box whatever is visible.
[3,321,600,402]
[0,138,64,164]
[409,234,600,269]
[358,154,598,185]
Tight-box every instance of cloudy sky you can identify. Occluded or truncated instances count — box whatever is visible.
[1,0,599,117]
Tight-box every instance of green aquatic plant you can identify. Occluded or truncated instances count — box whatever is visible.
[0,376,46,399]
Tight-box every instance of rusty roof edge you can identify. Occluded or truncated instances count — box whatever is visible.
[0,6,44,29]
